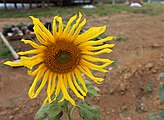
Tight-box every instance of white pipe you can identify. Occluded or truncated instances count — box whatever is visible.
[0,32,19,59]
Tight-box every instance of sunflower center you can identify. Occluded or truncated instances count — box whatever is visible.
[56,51,71,63]
[44,40,81,74]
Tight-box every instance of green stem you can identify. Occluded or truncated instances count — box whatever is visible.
[67,112,72,120]
[66,105,72,120]
[70,106,76,117]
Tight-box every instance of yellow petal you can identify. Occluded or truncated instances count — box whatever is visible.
[81,59,108,72]
[68,13,82,37]
[84,44,115,51]
[67,73,84,100]
[52,16,58,36]
[33,26,50,45]
[47,71,54,103]
[78,66,104,84]
[28,67,47,98]
[79,36,114,48]
[20,54,44,69]
[21,39,40,48]
[53,74,61,101]
[82,49,112,55]
[28,63,46,76]
[29,16,55,43]
[44,72,57,104]
[50,73,57,96]
[58,97,65,102]
[33,70,50,98]
[4,61,23,67]
[72,18,86,40]
[18,49,40,55]
[71,72,86,96]
[81,55,112,63]
[75,26,106,44]
[43,97,48,105]
[22,53,44,61]
[63,14,77,35]
[74,68,88,93]
[60,74,75,106]
[56,17,63,34]
[30,58,43,69]
[63,74,68,88]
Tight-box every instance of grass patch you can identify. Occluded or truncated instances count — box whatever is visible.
[0,42,12,59]
[115,36,127,42]
[133,3,164,16]
[0,3,164,18]
[161,18,164,22]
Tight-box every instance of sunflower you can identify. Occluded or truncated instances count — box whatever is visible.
[4,13,114,105]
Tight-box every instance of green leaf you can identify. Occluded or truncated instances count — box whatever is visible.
[78,101,102,120]
[34,101,64,120]
[158,109,164,118]
[115,36,127,42]
[148,113,157,120]
[85,80,100,97]
[159,83,164,103]
[159,72,164,78]
[144,86,153,94]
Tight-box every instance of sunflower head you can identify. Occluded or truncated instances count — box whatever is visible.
[4,13,114,105]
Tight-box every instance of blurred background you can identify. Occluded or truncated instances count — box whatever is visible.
[0,0,164,120]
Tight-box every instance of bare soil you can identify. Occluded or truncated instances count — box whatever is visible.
[0,13,164,120]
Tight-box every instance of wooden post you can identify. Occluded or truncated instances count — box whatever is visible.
[47,0,50,7]
[30,0,32,8]
[59,0,63,6]
[21,0,24,8]
[3,0,7,10]
[112,0,115,4]
[14,2,17,9]
[42,0,46,8]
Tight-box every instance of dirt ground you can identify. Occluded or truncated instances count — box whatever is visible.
[0,13,164,120]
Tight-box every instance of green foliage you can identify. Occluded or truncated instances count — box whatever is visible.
[0,43,12,59]
[115,36,127,42]
[158,110,164,118]
[121,110,131,117]
[148,113,157,120]
[34,101,66,120]
[144,86,153,94]
[85,80,100,97]
[7,104,16,109]
[35,78,102,120]
[148,111,164,120]
[159,83,164,103]
[78,101,102,120]
[0,3,164,18]
[161,19,164,22]
[148,76,164,120]
[159,72,164,78]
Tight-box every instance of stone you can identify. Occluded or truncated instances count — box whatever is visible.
[106,111,111,115]
[122,105,128,111]
[14,107,20,111]
[111,109,115,113]
[120,83,126,91]
[123,73,132,80]
[109,88,115,95]
[0,110,7,116]
[94,86,101,93]
[9,115,14,119]
[145,63,153,69]
[152,43,161,48]
[152,69,157,73]
[140,106,147,112]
